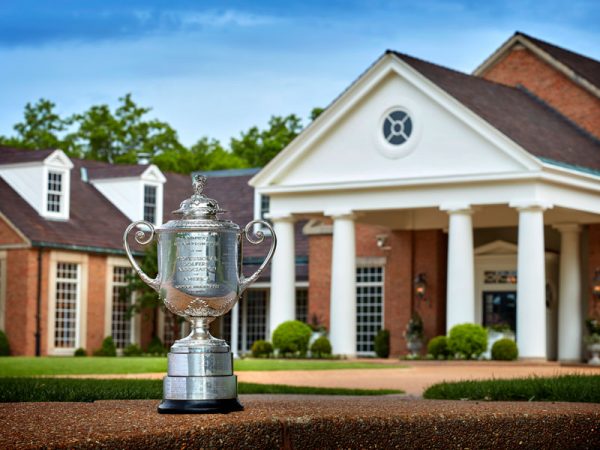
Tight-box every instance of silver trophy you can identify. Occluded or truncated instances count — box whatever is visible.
[123,174,276,413]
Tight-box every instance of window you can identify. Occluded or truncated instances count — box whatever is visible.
[260,195,270,221]
[54,263,80,349]
[143,185,157,223]
[295,288,308,323]
[222,289,268,353]
[47,171,63,213]
[382,110,413,146]
[356,266,384,355]
[111,267,133,349]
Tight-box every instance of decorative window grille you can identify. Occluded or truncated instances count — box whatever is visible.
[295,288,308,323]
[246,290,267,350]
[143,185,157,223]
[111,266,132,349]
[382,110,413,146]
[484,270,517,284]
[47,171,63,213]
[54,263,79,348]
[356,266,384,355]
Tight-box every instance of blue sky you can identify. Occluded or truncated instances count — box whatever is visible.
[1,1,599,146]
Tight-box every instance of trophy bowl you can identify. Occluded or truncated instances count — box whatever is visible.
[123,174,276,413]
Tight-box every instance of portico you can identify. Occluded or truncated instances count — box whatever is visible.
[250,50,600,360]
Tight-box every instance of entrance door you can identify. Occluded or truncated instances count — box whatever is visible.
[482,291,517,334]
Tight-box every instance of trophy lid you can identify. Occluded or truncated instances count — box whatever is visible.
[172,174,226,220]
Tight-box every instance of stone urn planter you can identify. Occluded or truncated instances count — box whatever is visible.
[406,338,423,357]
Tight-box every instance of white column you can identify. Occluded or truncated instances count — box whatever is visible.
[269,215,296,338]
[555,224,582,362]
[328,212,357,357]
[442,204,475,332]
[231,302,240,358]
[512,201,550,359]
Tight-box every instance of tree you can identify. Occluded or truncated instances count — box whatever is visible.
[69,94,185,164]
[0,99,75,153]
[310,107,325,121]
[230,114,303,167]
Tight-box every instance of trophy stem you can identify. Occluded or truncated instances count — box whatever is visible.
[189,317,216,341]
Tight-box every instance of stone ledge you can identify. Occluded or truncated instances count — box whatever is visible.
[1,395,599,449]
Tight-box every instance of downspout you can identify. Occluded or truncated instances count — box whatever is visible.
[35,248,43,357]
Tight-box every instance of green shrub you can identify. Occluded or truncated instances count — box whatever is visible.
[74,348,87,357]
[123,344,143,357]
[251,340,273,358]
[0,330,10,356]
[374,329,390,358]
[93,337,117,357]
[427,336,450,359]
[491,338,518,361]
[447,323,488,360]
[146,336,166,355]
[272,320,312,356]
[310,336,332,358]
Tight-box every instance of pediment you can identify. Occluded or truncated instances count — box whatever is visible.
[475,240,518,255]
[44,150,73,169]
[141,165,166,183]
[252,54,540,191]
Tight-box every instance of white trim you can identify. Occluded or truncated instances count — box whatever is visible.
[42,167,70,220]
[375,105,422,159]
[250,52,541,189]
[104,256,137,346]
[0,250,6,331]
[248,281,309,289]
[47,251,88,356]
[141,181,163,226]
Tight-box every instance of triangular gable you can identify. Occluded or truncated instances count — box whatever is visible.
[43,149,74,169]
[475,240,518,256]
[141,165,167,183]
[251,53,540,190]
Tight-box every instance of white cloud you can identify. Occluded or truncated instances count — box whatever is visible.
[168,9,282,29]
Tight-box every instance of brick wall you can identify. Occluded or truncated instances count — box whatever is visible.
[86,255,106,354]
[0,218,26,245]
[5,249,36,355]
[482,46,600,139]
[307,224,448,357]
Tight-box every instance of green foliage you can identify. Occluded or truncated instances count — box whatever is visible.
[310,336,332,358]
[585,318,600,335]
[251,340,274,358]
[93,337,117,357]
[0,378,402,402]
[404,313,424,341]
[230,114,303,167]
[272,320,313,356]
[491,338,518,361]
[146,336,166,355]
[447,323,488,359]
[123,344,143,357]
[0,330,10,356]
[73,348,87,357]
[374,329,390,358]
[310,107,325,121]
[427,336,450,359]
[423,375,600,403]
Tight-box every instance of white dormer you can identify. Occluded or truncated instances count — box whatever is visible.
[0,149,73,220]
[89,165,166,225]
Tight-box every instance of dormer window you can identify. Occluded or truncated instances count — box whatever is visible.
[47,171,63,213]
[143,184,157,224]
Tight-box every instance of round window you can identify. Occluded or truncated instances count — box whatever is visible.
[382,110,413,145]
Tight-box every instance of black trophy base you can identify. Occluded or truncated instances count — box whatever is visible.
[158,398,244,414]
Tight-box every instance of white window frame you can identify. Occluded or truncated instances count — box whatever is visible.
[253,190,272,235]
[141,181,162,226]
[47,251,88,356]
[355,263,385,356]
[42,166,70,220]
[0,251,6,331]
[104,257,139,352]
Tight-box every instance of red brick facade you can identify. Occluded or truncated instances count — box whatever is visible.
[481,46,600,139]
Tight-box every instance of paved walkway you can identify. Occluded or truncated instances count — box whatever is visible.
[76,360,599,396]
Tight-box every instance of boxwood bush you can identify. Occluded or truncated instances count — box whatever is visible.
[491,338,518,361]
[251,340,274,358]
[0,330,10,356]
[374,329,390,358]
[448,323,488,359]
[310,336,332,358]
[272,320,312,356]
[427,335,450,359]
[123,344,143,357]
[146,336,167,356]
[74,348,87,357]
[93,337,117,357]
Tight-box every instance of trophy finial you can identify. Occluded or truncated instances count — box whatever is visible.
[193,175,207,195]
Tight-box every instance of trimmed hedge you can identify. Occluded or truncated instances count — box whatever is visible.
[74,348,87,357]
[123,344,143,357]
[146,336,167,355]
[251,340,274,358]
[0,331,10,356]
[272,320,312,356]
[427,336,450,359]
[448,323,488,359]
[491,338,518,361]
[310,336,332,358]
[93,337,116,357]
[374,329,390,358]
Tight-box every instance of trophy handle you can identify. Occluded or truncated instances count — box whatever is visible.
[239,220,277,293]
[123,220,160,292]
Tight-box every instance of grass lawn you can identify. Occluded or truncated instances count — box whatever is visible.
[0,378,403,402]
[423,374,600,403]
[0,357,404,377]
